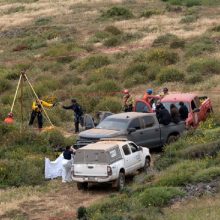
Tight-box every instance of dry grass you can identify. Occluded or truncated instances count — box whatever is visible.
[0,180,106,219]
[163,193,220,220]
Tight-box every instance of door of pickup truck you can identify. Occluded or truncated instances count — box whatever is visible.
[121,144,136,174]
[139,115,161,148]
[127,117,160,148]
[128,142,142,170]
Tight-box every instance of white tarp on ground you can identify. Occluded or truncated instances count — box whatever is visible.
[45,153,64,179]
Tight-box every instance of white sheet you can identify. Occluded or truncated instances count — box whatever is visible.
[45,153,64,179]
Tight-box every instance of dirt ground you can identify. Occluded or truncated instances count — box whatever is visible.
[0,180,113,220]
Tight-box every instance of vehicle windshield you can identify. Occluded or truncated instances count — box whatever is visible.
[162,102,190,113]
[96,118,128,131]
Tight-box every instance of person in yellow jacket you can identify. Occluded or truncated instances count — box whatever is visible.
[29,98,54,129]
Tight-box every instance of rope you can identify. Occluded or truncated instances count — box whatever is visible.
[24,74,54,127]
[10,74,22,113]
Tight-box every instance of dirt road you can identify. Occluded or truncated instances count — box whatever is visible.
[0,181,113,220]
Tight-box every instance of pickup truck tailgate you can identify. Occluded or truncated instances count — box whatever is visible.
[74,164,108,177]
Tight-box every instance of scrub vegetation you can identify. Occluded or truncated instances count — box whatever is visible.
[0,0,220,219]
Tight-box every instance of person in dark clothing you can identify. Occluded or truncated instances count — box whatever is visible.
[63,146,74,160]
[157,103,171,125]
[62,99,84,133]
[170,104,180,124]
[179,101,189,121]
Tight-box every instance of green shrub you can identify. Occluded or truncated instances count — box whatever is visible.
[185,0,201,7]
[156,160,207,186]
[170,39,185,48]
[77,206,87,220]
[104,26,122,35]
[7,0,38,2]
[192,167,220,183]
[212,25,220,32]
[5,71,20,80]
[121,32,142,42]
[88,194,129,217]
[101,6,134,20]
[147,49,179,65]
[187,58,220,75]
[86,67,120,85]
[155,157,180,171]
[43,129,65,148]
[163,0,201,7]
[141,9,160,18]
[35,17,51,26]
[124,63,148,76]
[86,70,105,85]
[153,34,177,47]
[185,38,215,57]
[0,158,44,187]
[5,6,25,14]
[21,36,47,50]
[104,36,121,47]
[101,67,120,80]
[165,4,183,12]
[91,31,110,43]
[0,122,16,136]
[185,72,203,84]
[124,75,148,88]
[138,187,185,207]
[0,79,11,93]
[157,67,184,83]
[90,79,121,93]
[60,73,81,86]
[44,43,76,58]
[153,34,185,49]
[180,15,198,23]
[78,55,110,72]
[94,97,121,113]
[175,140,220,159]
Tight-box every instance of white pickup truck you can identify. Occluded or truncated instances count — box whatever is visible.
[72,139,151,191]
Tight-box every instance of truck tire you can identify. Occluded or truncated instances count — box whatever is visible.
[141,157,150,173]
[77,182,88,190]
[115,172,125,191]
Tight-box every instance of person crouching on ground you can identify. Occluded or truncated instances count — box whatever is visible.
[62,146,75,183]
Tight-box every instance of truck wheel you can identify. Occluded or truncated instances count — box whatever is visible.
[141,157,150,173]
[166,135,178,145]
[115,172,125,191]
[77,182,88,190]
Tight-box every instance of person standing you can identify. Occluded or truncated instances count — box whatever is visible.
[143,89,153,104]
[62,146,75,183]
[122,89,134,112]
[170,104,180,124]
[179,102,189,121]
[62,99,84,133]
[156,103,171,125]
[29,98,54,130]
[159,87,169,98]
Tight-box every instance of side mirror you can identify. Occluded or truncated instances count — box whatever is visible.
[193,108,200,113]
[127,127,136,134]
